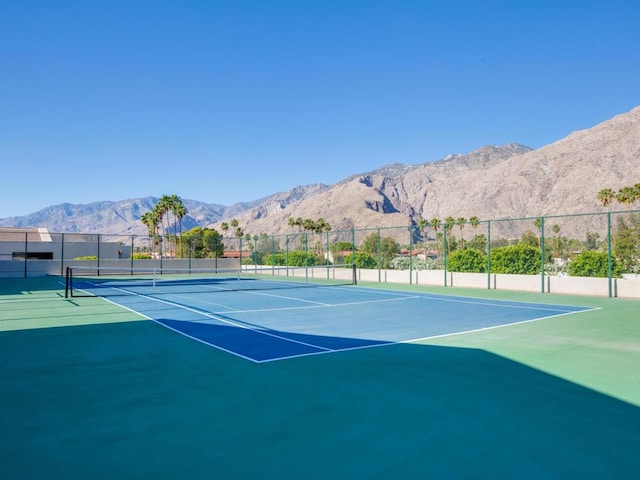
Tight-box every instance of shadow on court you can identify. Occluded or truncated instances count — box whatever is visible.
[0,276,65,296]
[1,319,639,479]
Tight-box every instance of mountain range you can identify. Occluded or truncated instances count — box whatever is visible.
[1,106,639,237]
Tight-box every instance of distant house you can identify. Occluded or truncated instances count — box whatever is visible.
[398,248,438,260]
[324,250,355,264]
[221,250,251,259]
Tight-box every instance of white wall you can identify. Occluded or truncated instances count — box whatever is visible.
[354,268,640,299]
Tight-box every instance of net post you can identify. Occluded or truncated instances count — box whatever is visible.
[65,266,71,298]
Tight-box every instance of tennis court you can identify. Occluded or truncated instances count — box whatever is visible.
[66,266,595,362]
[2,275,640,478]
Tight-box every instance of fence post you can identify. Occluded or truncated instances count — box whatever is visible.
[486,220,491,289]
[443,227,448,287]
[60,233,65,277]
[23,232,28,278]
[540,217,545,294]
[377,228,381,283]
[272,236,276,274]
[325,231,329,272]
[607,212,613,298]
[286,235,290,273]
[409,225,414,285]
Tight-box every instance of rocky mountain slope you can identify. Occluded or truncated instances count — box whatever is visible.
[1,106,639,238]
[0,186,329,235]
[211,106,640,236]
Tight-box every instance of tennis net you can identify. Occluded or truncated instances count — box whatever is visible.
[64,263,357,298]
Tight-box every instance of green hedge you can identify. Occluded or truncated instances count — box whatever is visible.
[447,248,487,273]
[568,250,622,278]
[490,244,541,275]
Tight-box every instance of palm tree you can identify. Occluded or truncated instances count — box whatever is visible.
[456,217,467,249]
[597,188,616,210]
[140,211,155,237]
[155,195,175,257]
[444,216,455,253]
[634,183,640,208]
[302,218,315,232]
[417,218,428,257]
[430,218,441,255]
[172,199,188,258]
[314,218,331,234]
[533,218,542,232]
[141,209,161,258]
[552,223,561,257]
[168,194,184,239]
[140,211,156,257]
[617,186,637,210]
[230,219,243,239]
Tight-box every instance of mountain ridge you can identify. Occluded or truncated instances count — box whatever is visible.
[1,106,639,236]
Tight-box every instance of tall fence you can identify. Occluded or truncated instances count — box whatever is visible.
[1,208,638,298]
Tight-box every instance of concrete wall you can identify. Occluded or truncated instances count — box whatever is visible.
[0,258,241,278]
[0,240,131,261]
[0,260,62,278]
[354,268,640,299]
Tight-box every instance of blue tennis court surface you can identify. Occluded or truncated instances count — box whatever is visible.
[77,281,595,362]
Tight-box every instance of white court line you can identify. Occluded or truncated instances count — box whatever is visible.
[336,285,594,313]
[161,288,422,317]
[83,281,334,355]
[201,285,332,306]
[76,281,599,363]
[414,295,588,312]
[150,287,424,315]
[153,293,238,311]
[255,306,600,363]
[208,295,422,316]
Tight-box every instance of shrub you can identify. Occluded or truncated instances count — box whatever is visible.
[330,241,354,252]
[567,250,622,278]
[390,256,438,270]
[263,251,321,267]
[490,244,541,275]
[264,253,286,266]
[360,233,400,269]
[447,248,487,273]
[353,251,377,269]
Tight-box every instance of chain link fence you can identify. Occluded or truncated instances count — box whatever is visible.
[1,208,638,297]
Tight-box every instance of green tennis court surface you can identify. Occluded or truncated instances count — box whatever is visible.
[1,276,639,478]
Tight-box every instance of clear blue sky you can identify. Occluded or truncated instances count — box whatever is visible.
[1,0,638,218]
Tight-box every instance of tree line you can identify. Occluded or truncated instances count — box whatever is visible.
[597,183,640,209]
[139,194,188,258]
[137,187,638,277]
